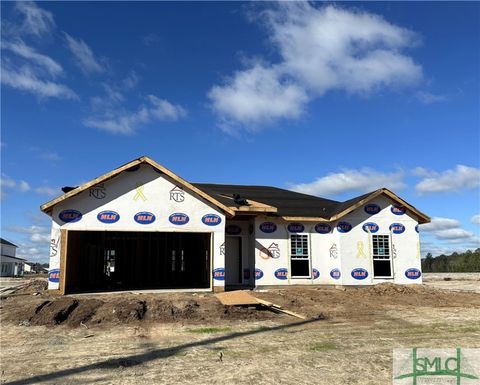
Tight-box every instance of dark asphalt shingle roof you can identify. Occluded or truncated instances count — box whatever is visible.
[193,183,377,218]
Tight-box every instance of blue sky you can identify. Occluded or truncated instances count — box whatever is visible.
[1,1,479,263]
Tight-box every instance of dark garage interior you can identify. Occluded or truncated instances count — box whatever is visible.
[65,231,211,294]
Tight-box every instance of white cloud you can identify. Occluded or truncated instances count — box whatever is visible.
[64,33,104,74]
[415,91,447,104]
[147,95,188,121]
[1,174,31,199]
[209,3,422,131]
[85,94,187,135]
[8,225,50,244]
[471,215,480,225]
[415,165,480,194]
[18,180,31,192]
[2,39,63,77]
[209,63,307,131]
[15,1,55,37]
[35,186,59,196]
[1,175,17,189]
[420,216,480,249]
[434,228,475,240]
[421,217,461,232]
[1,60,77,100]
[289,168,405,197]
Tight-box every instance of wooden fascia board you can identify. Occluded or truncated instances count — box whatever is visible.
[381,189,431,224]
[281,216,329,222]
[331,188,431,224]
[40,156,235,218]
[40,158,143,214]
[283,188,430,224]
[329,190,384,222]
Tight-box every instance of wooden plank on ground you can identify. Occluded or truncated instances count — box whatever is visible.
[256,298,307,320]
[215,290,260,306]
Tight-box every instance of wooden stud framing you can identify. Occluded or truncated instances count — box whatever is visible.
[58,229,68,295]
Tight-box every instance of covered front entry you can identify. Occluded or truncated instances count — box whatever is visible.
[65,231,211,294]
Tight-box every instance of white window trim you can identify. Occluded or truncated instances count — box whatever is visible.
[371,233,394,279]
[289,233,311,279]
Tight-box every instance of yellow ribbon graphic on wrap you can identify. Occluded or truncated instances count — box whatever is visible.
[416,241,421,259]
[356,241,367,258]
[133,183,147,202]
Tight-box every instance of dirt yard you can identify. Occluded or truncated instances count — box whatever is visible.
[1,274,479,385]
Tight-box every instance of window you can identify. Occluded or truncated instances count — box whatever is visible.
[290,234,310,278]
[372,235,393,278]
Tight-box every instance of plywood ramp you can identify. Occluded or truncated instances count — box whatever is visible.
[215,290,259,306]
[215,290,307,319]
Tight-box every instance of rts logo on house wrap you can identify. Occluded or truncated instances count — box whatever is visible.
[393,348,479,385]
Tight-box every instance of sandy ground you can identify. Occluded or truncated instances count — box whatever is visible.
[1,274,479,385]
[423,272,480,293]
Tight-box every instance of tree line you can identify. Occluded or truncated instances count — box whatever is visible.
[422,249,480,272]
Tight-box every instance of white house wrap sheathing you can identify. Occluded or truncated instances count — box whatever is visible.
[45,158,425,291]
[252,195,421,286]
[47,164,225,290]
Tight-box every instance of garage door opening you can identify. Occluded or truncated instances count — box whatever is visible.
[65,231,211,294]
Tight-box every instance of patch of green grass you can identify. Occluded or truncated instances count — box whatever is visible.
[310,342,337,351]
[186,327,231,334]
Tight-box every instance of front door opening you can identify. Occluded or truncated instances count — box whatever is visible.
[65,231,211,294]
[225,236,242,286]
[372,234,393,278]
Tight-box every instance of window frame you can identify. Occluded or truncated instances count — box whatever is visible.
[289,233,311,279]
[371,234,394,279]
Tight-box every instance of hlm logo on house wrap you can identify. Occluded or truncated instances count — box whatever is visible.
[202,214,221,226]
[48,268,60,283]
[97,210,120,224]
[364,203,381,215]
[259,222,277,233]
[58,209,82,223]
[337,221,352,233]
[169,213,189,225]
[391,205,406,215]
[330,268,341,280]
[225,224,241,235]
[315,223,331,234]
[274,268,288,280]
[415,224,419,233]
[405,268,421,280]
[390,223,406,234]
[351,268,368,280]
[288,223,304,233]
[313,269,320,280]
[362,222,379,233]
[255,268,264,280]
[213,268,225,281]
[134,212,156,225]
